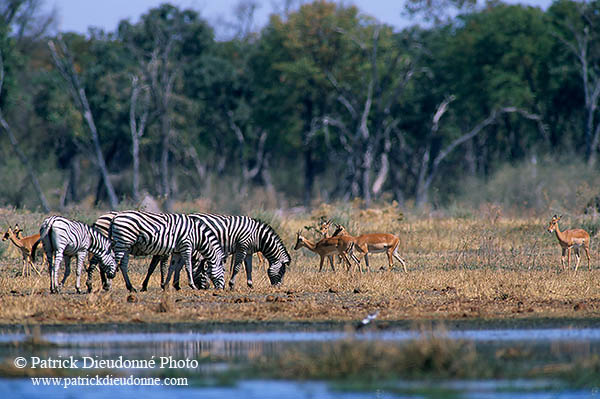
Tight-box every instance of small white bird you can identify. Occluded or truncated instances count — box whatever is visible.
[356,310,379,330]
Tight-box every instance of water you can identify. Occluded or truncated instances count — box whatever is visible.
[0,324,598,398]
[2,327,600,345]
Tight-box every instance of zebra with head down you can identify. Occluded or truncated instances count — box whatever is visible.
[88,211,172,293]
[164,215,290,290]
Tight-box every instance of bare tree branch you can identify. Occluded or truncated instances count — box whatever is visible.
[48,36,119,208]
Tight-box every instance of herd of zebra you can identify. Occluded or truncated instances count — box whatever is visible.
[25,210,291,294]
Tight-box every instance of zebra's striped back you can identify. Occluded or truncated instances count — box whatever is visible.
[93,211,118,238]
[191,214,257,256]
[110,211,189,256]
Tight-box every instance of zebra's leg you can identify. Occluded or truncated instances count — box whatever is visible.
[228,250,248,290]
[171,256,182,290]
[160,255,168,287]
[100,268,111,291]
[244,254,254,288]
[86,255,96,293]
[46,248,54,293]
[76,251,87,294]
[163,254,182,291]
[60,255,71,287]
[181,247,198,290]
[118,252,136,292]
[53,251,64,294]
[141,255,162,292]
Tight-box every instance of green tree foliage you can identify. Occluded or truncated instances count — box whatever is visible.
[0,0,599,211]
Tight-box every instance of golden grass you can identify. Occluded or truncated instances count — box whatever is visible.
[0,205,599,324]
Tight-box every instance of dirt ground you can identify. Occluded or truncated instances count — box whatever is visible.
[0,261,599,325]
[1,206,600,325]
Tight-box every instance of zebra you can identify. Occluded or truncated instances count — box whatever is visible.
[88,211,172,293]
[108,210,225,291]
[32,215,117,294]
[162,215,291,290]
[86,211,118,292]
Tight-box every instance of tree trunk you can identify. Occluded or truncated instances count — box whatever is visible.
[362,143,373,207]
[48,38,118,208]
[160,111,172,212]
[132,131,140,202]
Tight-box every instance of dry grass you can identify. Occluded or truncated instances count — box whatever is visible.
[0,204,599,325]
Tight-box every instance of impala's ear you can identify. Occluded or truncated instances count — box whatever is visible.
[558,215,562,220]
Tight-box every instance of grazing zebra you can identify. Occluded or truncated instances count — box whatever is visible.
[86,211,118,292]
[109,210,224,291]
[164,215,291,290]
[89,211,171,293]
[33,215,117,294]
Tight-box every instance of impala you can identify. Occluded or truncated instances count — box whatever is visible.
[317,218,340,269]
[332,224,407,272]
[2,224,42,276]
[547,215,591,272]
[293,231,360,272]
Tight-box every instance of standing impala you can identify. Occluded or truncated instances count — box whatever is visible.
[294,231,360,272]
[547,215,591,272]
[332,224,407,272]
[2,224,42,276]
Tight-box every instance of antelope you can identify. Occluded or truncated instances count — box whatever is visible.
[293,231,360,272]
[2,224,42,276]
[546,215,591,272]
[332,224,407,272]
[317,218,340,269]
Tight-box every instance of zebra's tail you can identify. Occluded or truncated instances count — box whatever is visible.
[31,238,42,263]
[32,219,53,263]
[39,219,52,241]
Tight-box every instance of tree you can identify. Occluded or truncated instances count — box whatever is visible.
[48,35,119,208]
[118,4,214,210]
[550,0,600,166]
[0,51,50,211]
[254,1,365,205]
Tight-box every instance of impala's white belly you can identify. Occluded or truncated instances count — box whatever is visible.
[367,246,388,253]
[571,238,585,247]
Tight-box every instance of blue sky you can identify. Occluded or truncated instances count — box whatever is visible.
[47,0,554,37]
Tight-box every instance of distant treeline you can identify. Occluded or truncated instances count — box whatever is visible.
[0,0,599,212]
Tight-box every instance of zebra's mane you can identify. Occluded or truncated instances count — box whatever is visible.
[252,218,290,260]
